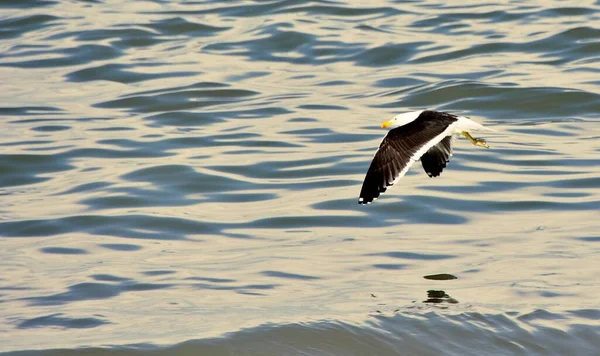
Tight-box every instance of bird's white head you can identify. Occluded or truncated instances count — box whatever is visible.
[381,110,424,129]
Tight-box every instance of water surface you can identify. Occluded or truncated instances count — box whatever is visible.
[1,0,599,354]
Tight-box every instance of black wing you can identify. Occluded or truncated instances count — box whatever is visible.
[358,111,457,204]
[420,136,453,178]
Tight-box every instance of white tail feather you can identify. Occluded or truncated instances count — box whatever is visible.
[456,116,497,132]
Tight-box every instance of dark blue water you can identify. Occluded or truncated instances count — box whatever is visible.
[1,0,599,354]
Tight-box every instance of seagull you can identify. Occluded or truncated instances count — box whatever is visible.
[358,110,492,204]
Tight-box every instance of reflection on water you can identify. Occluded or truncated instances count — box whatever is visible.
[1,0,600,354]
[424,273,458,281]
[423,273,459,304]
[424,290,458,304]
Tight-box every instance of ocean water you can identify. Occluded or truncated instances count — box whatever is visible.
[1,0,599,355]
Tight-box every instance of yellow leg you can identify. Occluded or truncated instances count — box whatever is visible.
[462,132,489,149]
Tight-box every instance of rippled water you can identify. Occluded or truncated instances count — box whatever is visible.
[1,0,600,354]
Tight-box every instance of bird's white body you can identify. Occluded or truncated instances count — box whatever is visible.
[390,110,492,134]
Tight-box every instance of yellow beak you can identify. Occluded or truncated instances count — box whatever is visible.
[381,120,393,128]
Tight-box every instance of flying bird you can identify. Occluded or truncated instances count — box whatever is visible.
[358,110,492,204]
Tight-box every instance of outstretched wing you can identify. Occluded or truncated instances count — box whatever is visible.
[420,136,454,178]
[358,111,457,204]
